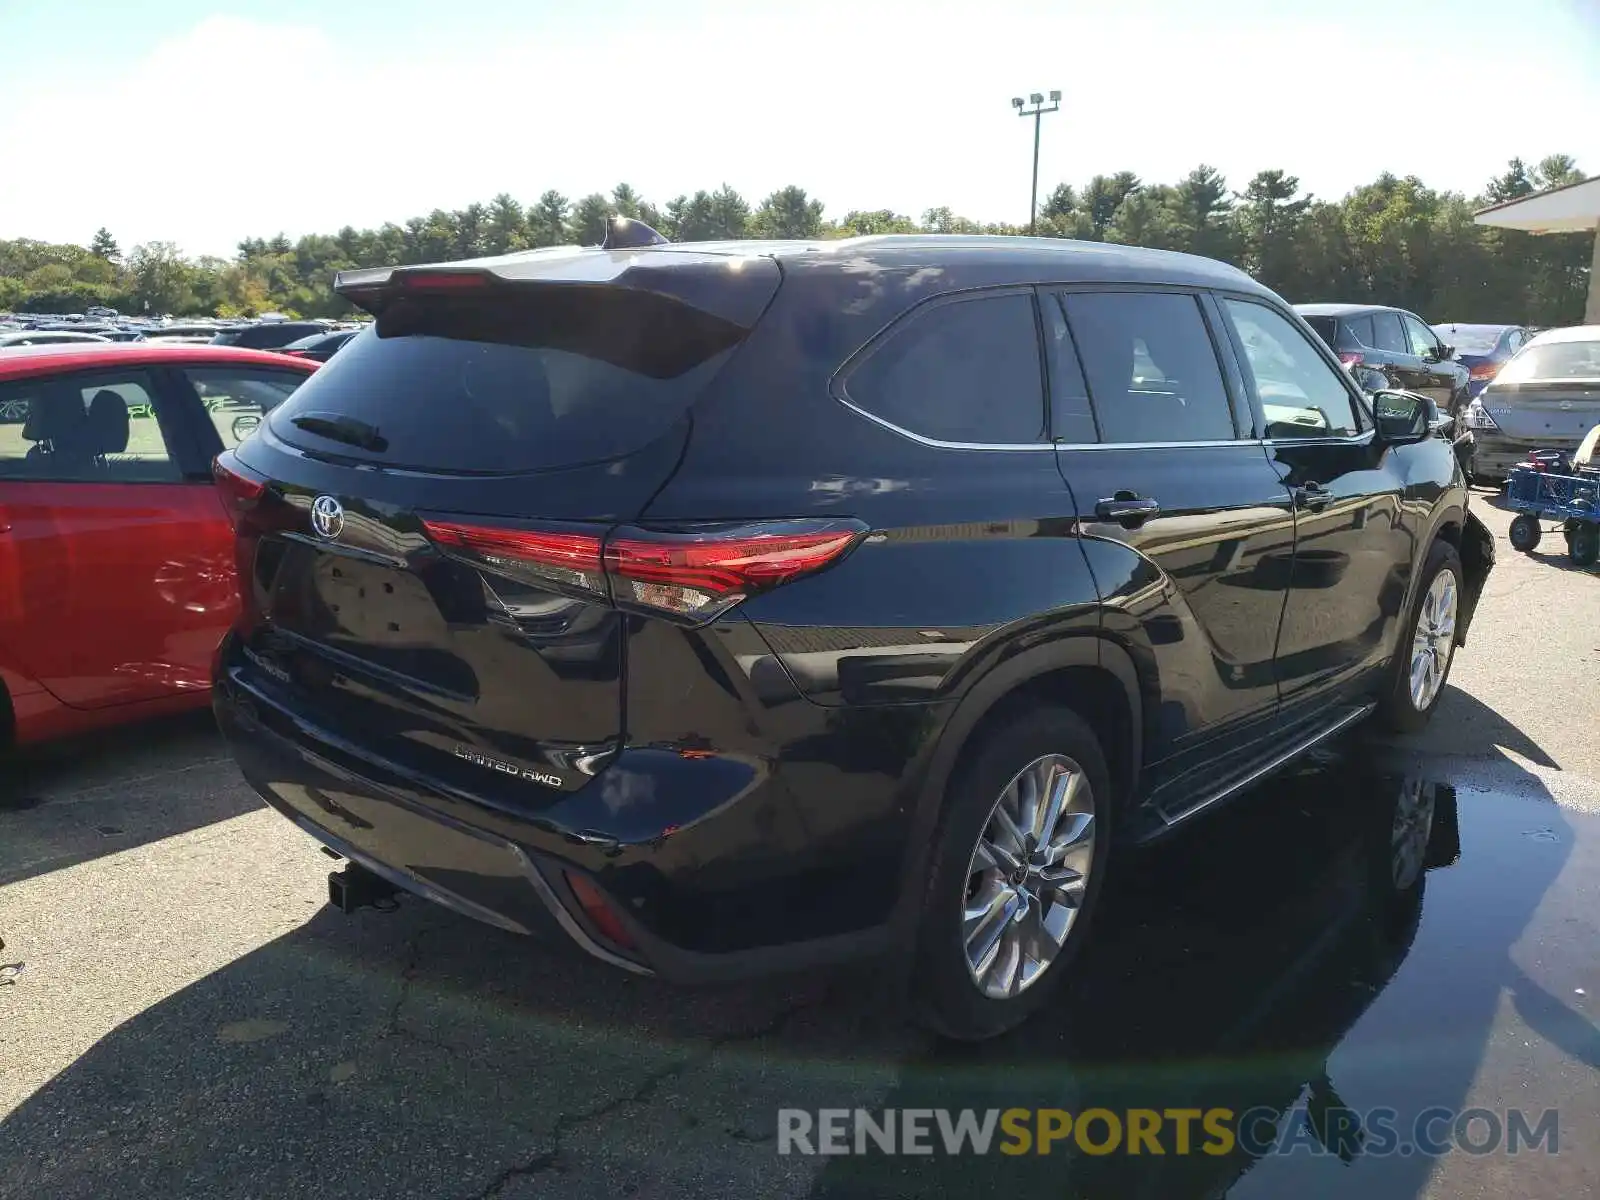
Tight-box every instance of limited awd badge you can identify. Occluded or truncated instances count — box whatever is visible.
[453,745,562,789]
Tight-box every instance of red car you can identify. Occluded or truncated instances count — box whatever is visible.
[0,342,318,747]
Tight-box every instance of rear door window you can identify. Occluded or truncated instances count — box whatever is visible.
[1056,291,1237,443]
[842,291,1047,445]
[268,288,758,473]
[1371,313,1408,354]
[1301,316,1340,348]
[0,370,180,482]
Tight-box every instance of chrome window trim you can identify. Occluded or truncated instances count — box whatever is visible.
[835,394,1271,451]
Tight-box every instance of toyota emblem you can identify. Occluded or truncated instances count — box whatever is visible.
[310,495,345,540]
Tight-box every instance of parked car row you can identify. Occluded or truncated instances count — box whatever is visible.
[0,312,366,356]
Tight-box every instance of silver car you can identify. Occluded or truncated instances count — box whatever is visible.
[1462,325,1600,482]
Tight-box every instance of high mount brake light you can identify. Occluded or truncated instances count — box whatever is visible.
[420,518,866,622]
[396,271,493,294]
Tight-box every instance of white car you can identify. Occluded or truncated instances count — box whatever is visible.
[0,330,112,348]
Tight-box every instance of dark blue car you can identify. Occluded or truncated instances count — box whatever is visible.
[1431,323,1529,399]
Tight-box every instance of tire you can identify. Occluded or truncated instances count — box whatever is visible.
[1508,514,1542,553]
[1378,540,1463,735]
[1570,524,1599,568]
[910,706,1112,1041]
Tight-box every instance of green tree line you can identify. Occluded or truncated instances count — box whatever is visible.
[1,156,1589,324]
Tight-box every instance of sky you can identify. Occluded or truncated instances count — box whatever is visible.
[2,0,1598,258]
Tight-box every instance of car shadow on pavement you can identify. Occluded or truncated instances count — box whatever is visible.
[1386,684,1560,768]
[0,751,1587,1200]
[0,710,258,886]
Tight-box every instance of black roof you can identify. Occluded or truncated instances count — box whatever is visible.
[339,235,1272,302]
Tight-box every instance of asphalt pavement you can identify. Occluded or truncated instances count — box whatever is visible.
[2,490,1596,1200]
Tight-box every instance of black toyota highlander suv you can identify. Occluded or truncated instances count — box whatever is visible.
[211,225,1494,1040]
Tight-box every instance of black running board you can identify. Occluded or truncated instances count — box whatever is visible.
[1152,702,1376,835]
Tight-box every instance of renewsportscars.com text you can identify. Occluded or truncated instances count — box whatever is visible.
[776,1106,1560,1158]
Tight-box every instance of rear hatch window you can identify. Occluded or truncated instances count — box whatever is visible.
[1484,338,1600,442]
[1302,316,1340,348]
[1499,340,1600,384]
[267,286,760,474]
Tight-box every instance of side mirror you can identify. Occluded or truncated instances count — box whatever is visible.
[1440,344,1455,360]
[1373,390,1430,444]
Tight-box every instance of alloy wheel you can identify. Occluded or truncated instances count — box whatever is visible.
[962,754,1096,999]
[1408,570,1458,711]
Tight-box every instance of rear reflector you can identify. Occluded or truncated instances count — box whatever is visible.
[420,517,865,622]
[563,871,636,950]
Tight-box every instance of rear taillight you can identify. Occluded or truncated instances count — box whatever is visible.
[605,523,863,621]
[420,517,866,623]
[1337,352,1363,367]
[421,520,607,597]
[212,451,268,530]
[1470,362,1499,381]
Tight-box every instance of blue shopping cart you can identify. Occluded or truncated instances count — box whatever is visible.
[1504,425,1600,567]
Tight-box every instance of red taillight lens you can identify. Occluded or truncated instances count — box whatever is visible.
[605,522,864,621]
[1470,362,1499,381]
[420,519,607,597]
[421,517,865,622]
[563,871,636,950]
[212,452,267,530]
[1337,352,1363,366]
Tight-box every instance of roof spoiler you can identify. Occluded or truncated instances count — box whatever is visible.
[334,218,671,315]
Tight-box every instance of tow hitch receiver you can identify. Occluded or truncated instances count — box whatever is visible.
[328,863,399,913]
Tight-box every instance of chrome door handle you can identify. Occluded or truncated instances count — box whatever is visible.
[1293,483,1332,511]
[1095,494,1161,526]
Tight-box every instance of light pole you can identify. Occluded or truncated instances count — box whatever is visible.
[1012,90,1061,235]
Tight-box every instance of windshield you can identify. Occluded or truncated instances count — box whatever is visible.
[1432,325,1505,355]
[1498,339,1600,383]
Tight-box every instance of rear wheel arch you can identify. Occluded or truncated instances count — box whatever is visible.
[894,635,1142,933]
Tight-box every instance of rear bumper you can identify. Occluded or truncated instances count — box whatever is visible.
[1470,431,1586,479]
[214,640,893,982]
